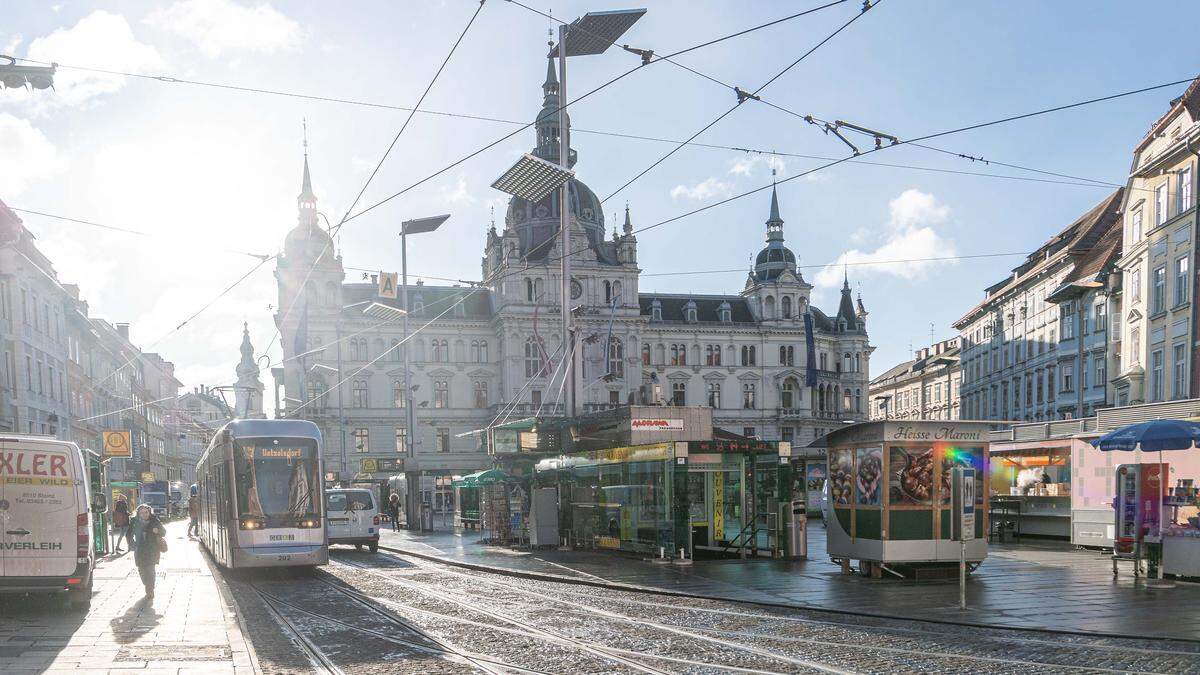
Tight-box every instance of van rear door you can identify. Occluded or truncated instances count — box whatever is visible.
[0,439,80,578]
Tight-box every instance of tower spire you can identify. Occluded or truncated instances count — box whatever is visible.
[623,202,633,235]
[765,171,784,243]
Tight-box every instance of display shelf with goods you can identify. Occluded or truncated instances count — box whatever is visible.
[988,446,1071,539]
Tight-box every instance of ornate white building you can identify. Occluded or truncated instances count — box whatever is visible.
[274,55,872,478]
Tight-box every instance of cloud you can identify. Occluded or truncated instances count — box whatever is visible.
[670,177,733,201]
[0,114,62,196]
[729,154,787,177]
[3,34,22,54]
[816,189,956,286]
[145,0,304,58]
[20,11,164,111]
[439,175,476,206]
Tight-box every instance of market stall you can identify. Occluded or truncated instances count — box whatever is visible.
[821,421,992,578]
[1094,419,1200,580]
[988,445,1071,539]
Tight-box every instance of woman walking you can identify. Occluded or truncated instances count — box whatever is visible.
[131,504,166,598]
[111,497,131,553]
[387,492,401,532]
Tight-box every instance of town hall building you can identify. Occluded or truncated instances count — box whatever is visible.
[274,54,872,479]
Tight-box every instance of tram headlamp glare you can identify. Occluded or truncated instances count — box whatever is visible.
[238,518,262,530]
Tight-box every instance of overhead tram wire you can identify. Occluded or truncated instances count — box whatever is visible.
[338,4,855,226]
[9,207,274,260]
[600,0,883,205]
[260,1,486,360]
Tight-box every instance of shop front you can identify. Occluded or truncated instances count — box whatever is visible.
[533,440,801,558]
[821,421,992,577]
[988,441,1074,541]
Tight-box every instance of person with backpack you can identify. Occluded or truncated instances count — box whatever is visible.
[111,497,131,553]
[387,492,401,531]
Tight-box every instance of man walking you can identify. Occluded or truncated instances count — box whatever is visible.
[187,488,200,537]
[111,496,130,553]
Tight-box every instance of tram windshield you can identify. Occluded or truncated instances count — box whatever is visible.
[234,438,320,526]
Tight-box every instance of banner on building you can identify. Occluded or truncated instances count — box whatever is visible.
[803,311,818,387]
[378,271,398,299]
[102,430,132,459]
[631,418,684,431]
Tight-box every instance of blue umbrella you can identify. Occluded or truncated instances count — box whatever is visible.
[1092,419,1200,452]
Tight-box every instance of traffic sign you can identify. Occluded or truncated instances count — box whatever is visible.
[140,472,155,483]
[102,430,132,458]
[361,458,378,474]
[951,467,976,542]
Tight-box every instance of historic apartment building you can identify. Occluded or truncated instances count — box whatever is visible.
[1113,78,1200,406]
[275,54,872,479]
[955,190,1123,422]
[868,337,961,421]
[0,199,185,482]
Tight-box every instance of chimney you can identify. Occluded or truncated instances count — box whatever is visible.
[116,323,130,340]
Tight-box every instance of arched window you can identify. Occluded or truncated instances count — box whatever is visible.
[607,337,624,378]
[478,340,488,362]
[844,387,852,412]
[439,340,450,362]
[612,281,622,303]
[524,337,545,378]
[393,380,406,408]
[764,295,776,319]
[412,296,424,314]
[352,379,369,408]
[642,343,651,365]
[525,278,534,302]
[434,380,449,408]
[685,301,697,323]
[781,377,797,409]
[782,296,792,319]
[843,352,852,373]
[670,344,680,366]
[534,278,544,301]
[705,345,713,365]
[470,340,480,362]
[855,352,861,373]
[604,280,612,305]
[817,384,825,412]
[833,385,841,412]
[391,339,402,361]
[348,339,359,361]
[431,340,442,362]
[855,388,862,413]
[473,381,488,408]
[325,281,338,306]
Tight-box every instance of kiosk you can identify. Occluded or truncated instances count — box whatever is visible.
[820,421,992,578]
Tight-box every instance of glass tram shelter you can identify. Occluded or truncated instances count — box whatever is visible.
[533,439,804,559]
[821,420,993,578]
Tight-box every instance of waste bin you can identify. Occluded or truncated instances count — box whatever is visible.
[786,497,807,559]
[420,503,434,532]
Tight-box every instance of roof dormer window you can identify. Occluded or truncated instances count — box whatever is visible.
[651,299,662,322]
[685,300,698,324]
[718,301,731,323]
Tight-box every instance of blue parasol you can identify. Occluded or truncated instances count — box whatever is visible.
[1092,419,1200,452]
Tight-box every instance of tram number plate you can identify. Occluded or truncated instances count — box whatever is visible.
[330,518,349,525]
[276,554,293,562]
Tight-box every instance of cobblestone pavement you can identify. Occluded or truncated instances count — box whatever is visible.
[0,520,255,674]
[381,524,1200,641]
[224,546,1200,674]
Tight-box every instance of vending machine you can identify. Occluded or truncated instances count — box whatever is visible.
[1114,463,1167,558]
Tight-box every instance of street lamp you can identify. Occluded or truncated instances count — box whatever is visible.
[0,56,55,90]
[398,213,448,529]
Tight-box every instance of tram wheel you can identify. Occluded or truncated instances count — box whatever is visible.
[355,543,362,551]
[368,542,378,553]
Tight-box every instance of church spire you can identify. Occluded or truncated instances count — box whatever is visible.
[765,171,784,243]
[234,322,265,419]
[623,203,633,235]
[297,120,318,227]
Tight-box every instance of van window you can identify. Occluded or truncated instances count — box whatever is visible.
[326,490,374,512]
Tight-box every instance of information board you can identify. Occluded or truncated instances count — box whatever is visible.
[951,467,976,542]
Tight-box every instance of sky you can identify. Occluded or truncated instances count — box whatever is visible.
[1,0,1195,413]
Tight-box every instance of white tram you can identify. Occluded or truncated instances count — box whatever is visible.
[196,419,328,568]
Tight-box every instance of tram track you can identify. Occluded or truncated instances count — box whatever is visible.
[251,585,344,675]
[360,550,1193,674]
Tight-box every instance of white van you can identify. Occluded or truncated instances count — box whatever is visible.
[0,435,95,609]
[325,488,379,553]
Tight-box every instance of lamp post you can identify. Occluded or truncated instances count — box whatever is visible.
[550,9,646,420]
[400,214,449,529]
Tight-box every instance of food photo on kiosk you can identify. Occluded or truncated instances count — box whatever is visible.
[1094,419,1200,581]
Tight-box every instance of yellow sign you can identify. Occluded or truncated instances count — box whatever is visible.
[361,458,378,474]
[102,430,132,459]
[141,472,155,483]
[712,471,724,540]
[378,272,398,299]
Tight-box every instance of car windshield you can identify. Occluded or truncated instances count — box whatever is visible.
[234,439,320,526]
[144,493,167,506]
[326,490,374,512]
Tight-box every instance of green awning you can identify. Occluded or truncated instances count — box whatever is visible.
[454,468,509,488]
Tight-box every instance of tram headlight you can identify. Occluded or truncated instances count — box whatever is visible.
[297,517,320,528]
[239,518,263,530]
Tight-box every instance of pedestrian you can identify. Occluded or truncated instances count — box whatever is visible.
[131,504,166,598]
[111,497,130,553]
[187,491,200,537]
[387,492,401,532]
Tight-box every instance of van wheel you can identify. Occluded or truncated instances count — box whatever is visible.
[368,542,378,553]
[354,544,362,551]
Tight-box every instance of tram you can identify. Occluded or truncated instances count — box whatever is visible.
[196,419,328,568]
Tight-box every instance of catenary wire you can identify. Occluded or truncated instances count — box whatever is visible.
[262,2,485,361]
[600,0,882,204]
